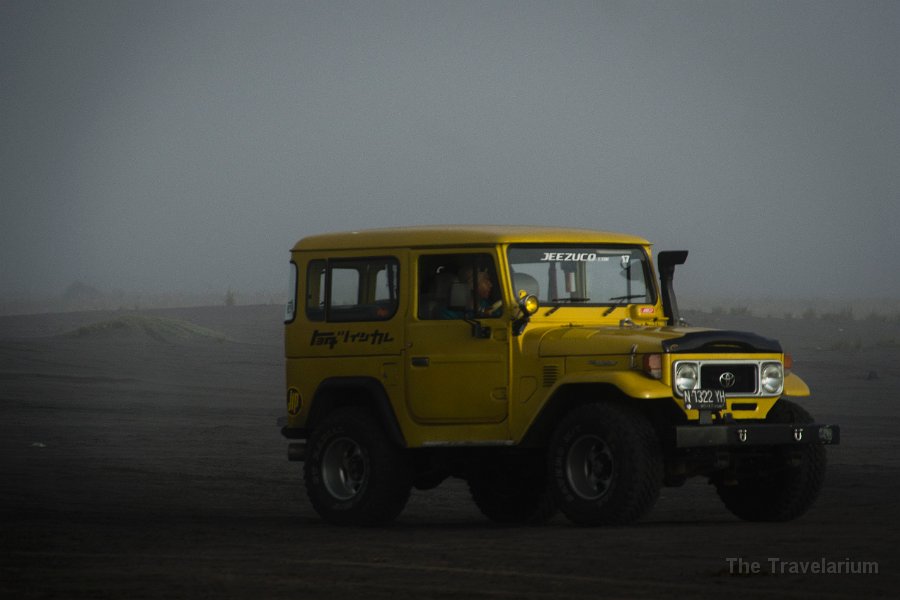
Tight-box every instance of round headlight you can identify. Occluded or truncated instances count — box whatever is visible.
[761,362,784,395]
[675,363,699,393]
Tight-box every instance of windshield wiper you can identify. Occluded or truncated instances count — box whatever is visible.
[602,295,646,317]
[545,297,591,316]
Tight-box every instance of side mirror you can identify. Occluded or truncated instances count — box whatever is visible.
[520,293,539,316]
[466,319,492,339]
[513,293,539,336]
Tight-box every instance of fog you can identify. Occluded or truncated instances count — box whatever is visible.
[2,1,898,309]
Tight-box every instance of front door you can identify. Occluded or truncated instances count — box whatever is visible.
[405,251,509,424]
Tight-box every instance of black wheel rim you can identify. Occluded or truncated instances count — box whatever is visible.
[566,434,614,500]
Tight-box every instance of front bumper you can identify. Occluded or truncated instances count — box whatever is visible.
[675,423,840,448]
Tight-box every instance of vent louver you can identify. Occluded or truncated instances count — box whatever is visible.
[542,365,560,388]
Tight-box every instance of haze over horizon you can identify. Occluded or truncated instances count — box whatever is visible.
[2,1,898,305]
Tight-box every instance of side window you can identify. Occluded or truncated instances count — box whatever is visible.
[284,262,298,323]
[305,257,399,322]
[417,253,501,320]
[306,260,326,321]
[330,267,360,306]
[374,268,396,303]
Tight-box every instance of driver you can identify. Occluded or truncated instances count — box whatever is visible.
[443,266,503,318]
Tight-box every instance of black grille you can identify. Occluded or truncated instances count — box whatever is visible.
[700,364,757,394]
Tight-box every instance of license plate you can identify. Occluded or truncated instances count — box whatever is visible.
[683,389,726,411]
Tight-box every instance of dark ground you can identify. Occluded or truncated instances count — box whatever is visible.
[1,305,897,598]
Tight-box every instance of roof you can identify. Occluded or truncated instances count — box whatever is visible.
[291,225,651,252]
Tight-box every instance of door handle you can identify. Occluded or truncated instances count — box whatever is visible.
[411,357,430,367]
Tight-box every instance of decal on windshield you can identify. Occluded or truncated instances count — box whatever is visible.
[540,252,625,262]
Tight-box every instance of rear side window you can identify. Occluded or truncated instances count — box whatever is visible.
[284,262,298,323]
[306,257,399,322]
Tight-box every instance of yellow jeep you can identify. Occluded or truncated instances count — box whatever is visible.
[280,226,839,525]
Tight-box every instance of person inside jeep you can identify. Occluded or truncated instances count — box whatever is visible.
[443,266,503,319]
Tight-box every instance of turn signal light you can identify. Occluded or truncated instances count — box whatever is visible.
[643,354,662,379]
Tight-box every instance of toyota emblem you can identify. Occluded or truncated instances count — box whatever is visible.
[719,371,736,389]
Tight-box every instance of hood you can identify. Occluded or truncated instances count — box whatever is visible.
[535,326,781,357]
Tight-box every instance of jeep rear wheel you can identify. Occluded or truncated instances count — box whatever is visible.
[549,403,663,526]
[467,451,557,525]
[304,406,412,526]
[715,399,826,522]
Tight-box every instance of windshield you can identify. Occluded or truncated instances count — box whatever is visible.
[507,245,656,309]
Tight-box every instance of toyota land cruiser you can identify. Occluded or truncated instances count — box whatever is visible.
[280,226,839,525]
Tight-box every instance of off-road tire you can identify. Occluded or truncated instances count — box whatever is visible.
[467,450,557,525]
[549,402,663,526]
[304,406,412,526]
[715,399,826,522]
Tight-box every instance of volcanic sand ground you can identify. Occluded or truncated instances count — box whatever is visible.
[1,304,897,598]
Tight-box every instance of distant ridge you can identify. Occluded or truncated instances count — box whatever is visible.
[61,315,229,343]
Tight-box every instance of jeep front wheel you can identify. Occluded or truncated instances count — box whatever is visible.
[549,403,663,526]
[304,406,412,525]
[715,399,826,522]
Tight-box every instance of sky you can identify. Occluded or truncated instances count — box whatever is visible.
[2,0,898,304]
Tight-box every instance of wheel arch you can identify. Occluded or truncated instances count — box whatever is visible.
[308,377,407,448]
[520,383,680,448]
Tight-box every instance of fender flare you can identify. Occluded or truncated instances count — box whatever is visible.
[309,376,407,448]
[783,372,810,397]
[519,376,675,447]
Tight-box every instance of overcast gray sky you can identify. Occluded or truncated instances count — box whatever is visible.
[2,0,898,302]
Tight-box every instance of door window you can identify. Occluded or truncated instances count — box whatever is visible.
[417,253,502,320]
